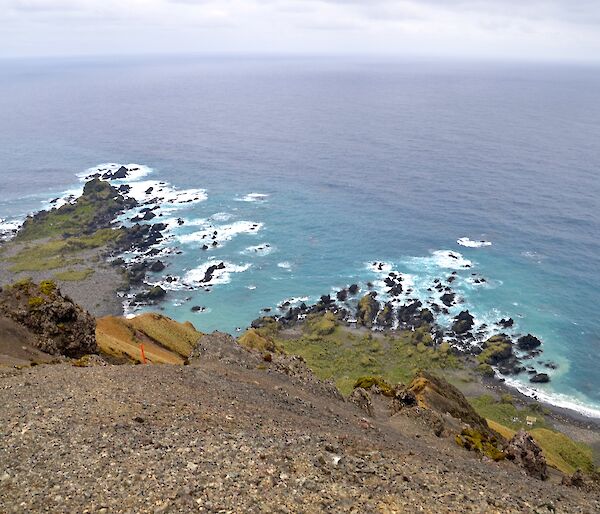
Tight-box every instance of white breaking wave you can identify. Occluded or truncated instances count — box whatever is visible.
[277,261,293,270]
[279,296,310,307]
[241,244,274,256]
[457,237,492,248]
[431,250,473,269]
[0,218,21,241]
[184,260,251,286]
[367,261,393,274]
[210,212,233,222]
[237,193,269,202]
[78,163,153,183]
[502,376,600,419]
[178,221,263,247]
[123,179,207,206]
[44,186,84,209]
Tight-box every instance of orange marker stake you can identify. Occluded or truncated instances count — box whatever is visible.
[140,343,147,364]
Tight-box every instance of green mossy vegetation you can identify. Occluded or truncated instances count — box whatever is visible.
[15,179,123,242]
[529,428,595,475]
[470,394,548,430]
[455,428,506,461]
[7,229,121,272]
[353,376,396,397]
[238,328,283,354]
[477,335,512,365]
[256,312,461,395]
[27,296,45,309]
[39,280,56,295]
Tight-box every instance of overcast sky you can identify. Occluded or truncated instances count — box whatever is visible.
[2,0,600,61]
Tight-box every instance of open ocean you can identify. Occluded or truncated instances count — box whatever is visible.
[1,56,599,416]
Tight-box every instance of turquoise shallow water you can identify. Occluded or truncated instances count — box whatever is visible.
[0,57,599,416]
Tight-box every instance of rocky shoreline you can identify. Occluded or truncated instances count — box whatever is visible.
[0,164,596,426]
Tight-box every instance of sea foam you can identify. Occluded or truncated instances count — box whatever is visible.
[184,260,251,286]
[237,193,269,202]
[178,221,263,247]
[457,237,492,248]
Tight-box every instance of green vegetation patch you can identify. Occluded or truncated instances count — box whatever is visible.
[470,394,548,430]
[456,427,506,461]
[353,376,395,397]
[27,296,45,309]
[39,279,56,295]
[16,179,124,241]
[266,313,461,395]
[238,328,283,354]
[7,229,121,272]
[478,335,512,365]
[529,428,595,475]
[54,269,95,281]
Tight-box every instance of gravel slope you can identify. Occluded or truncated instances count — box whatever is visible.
[1,352,598,513]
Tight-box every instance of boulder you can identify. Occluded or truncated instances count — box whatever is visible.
[200,262,226,283]
[440,292,456,307]
[356,293,380,328]
[420,308,434,323]
[397,300,423,326]
[336,289,348,302]
[0,280,97,358]
[134,286,166,303]
[348,284,360,295]
[517,334,542,351]
[452,310,474,334]
[561,469,586,488]
[478,335,513,365]
[530,373,550,383]
[113,165,129,179]
[375,302,394,328]
[505,430,548,480]
[150,260,166,272]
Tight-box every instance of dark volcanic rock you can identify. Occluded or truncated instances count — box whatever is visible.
[530,373,550,383]
[134,286,167,304]
[498,318,514,329]
[420,308,434,323]
[348,284,360,295]
[200,262,226,283]
[440,292,456,307]
[0,280,97,358]
[517,334,542,351]
[112,165,129,179]
[356,293,379,328]
[397,301,429,328]
[150,260,166,272]
[336,289,348,302]
[375,302,394,328]
[505,430,548,480]
[480,335,513,365]
[452,310,474,334]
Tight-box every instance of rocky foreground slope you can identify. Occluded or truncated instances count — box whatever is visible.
[0,281,599,512]
[0,333,599,513]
